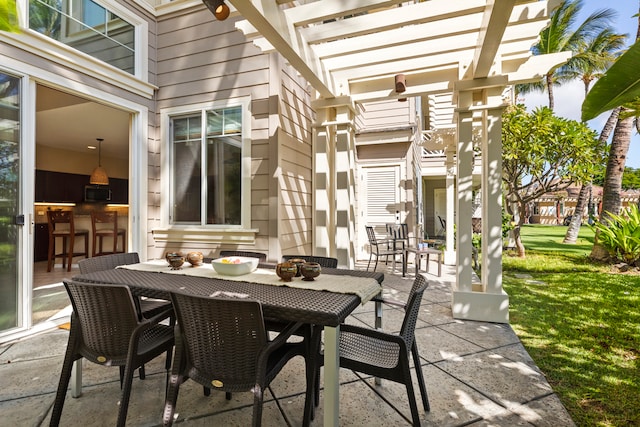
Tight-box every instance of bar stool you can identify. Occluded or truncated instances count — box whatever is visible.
[47,210,89,272]
[91,211,126,257]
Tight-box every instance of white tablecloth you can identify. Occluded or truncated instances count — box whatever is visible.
[118,260,381,304]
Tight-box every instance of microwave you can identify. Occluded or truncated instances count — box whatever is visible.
[84,185,111,202]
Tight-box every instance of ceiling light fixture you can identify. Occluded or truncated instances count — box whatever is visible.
[89,138,109,185]
[203,0,230,21]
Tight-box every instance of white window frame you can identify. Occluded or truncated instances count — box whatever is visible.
[7,0,152,98]
[159,97,253,233]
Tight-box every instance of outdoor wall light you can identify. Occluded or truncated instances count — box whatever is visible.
[395,74,406,93]
[203,0,230,21]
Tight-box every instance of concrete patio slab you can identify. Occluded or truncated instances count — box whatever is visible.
[0,262,575,426]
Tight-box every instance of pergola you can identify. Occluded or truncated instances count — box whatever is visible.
[228,0,569,323]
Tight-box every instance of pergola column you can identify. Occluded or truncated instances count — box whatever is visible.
[481,87,506,296]
[454,90,475,293]
[312,101,357,268]
[312,107,336,262]
[443,144,456,265]
[334,106,357,268]
[452,85,509,323]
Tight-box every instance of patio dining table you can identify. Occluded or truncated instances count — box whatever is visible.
[71,261,384,426]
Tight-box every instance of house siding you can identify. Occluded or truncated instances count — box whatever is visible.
[151,8,313,261]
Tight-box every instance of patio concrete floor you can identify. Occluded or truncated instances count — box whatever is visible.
[0,259,575,426]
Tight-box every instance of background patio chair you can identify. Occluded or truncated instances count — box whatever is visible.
[51,280,174,427]
[365,225,404,273]
[307,273,430,426]
[163,292,309,427]
[437,215,446,237]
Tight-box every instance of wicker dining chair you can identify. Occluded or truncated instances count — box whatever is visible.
[307,273,430,426]
[50,280,174,427]
[163,292,308,427]
[282,255,338,268]
[78,252,171,320]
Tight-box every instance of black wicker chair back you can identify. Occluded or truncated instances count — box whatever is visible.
[282,255,338,268]
[78,252,170,321]
[219,250,267,262]
[164,293,307,427]
[50,280,174,427]
[78,252,139,274]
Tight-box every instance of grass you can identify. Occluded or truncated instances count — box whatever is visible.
[503,225,640,426]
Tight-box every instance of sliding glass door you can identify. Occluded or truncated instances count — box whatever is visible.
[0,72,21,333]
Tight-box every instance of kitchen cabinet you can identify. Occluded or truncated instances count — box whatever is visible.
[34,223,49,262]
[35,170,128,203]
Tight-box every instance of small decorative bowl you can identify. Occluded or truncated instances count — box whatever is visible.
[187,251,204,266]
[288,258,306,277]
[167,255,185,270]
[211,256,259,276]
[300,262,321,281]
[275,262,297,282]
[165,251,183,263]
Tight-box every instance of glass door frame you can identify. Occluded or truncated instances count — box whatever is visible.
[0,69,35,341]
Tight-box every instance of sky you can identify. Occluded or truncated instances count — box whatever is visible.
[521,0,640,168]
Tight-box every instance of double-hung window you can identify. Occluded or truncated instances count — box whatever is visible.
[166,98,251,228]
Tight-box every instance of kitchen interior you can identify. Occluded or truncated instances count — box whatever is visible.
[33,85,130,325]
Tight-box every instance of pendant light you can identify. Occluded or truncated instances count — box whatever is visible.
[89,138,109,185]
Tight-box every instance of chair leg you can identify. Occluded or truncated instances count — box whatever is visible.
[252,385,264,427]
[47,233,55,272]
[163,373,183,426]
[67,234,74,272]
[403,363,422,427]
[50,347,79,426]
[116,362,137,427]
[412,341,430,412]
[366,253,373,271]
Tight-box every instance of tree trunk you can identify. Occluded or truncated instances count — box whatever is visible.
[564,108,619,244]
[590,111,633,260]
[563,183,590,243]
[513,200,527,257]
[546,73,555,111]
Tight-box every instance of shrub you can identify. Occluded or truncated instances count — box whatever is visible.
[591,204,640,265]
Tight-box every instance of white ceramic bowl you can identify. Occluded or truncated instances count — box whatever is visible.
[211,256,259,276]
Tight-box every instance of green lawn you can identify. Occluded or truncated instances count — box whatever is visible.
[503,225,639,426]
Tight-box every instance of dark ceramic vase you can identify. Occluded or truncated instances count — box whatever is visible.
[300,262,321,281]
[276,262,297,282]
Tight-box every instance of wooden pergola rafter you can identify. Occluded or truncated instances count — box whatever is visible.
[231,0,570,113]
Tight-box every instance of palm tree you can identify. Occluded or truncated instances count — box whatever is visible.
[589,1,640,261]
[516,0,618,110]
[561,29,626,244]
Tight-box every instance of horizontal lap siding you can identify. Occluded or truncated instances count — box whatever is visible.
[154,9,272,256]
[359,99,412,130]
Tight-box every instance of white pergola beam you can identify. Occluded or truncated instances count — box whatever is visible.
[472,0,516,78]
[229,0,336,98]
[299,0,486,44]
